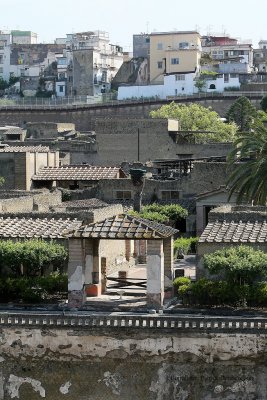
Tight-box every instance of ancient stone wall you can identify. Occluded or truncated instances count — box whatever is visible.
[0,320,267,399]
[0,97,262,131]
[97,162,228,202]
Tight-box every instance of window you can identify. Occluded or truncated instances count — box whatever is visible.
[224,73,229,83]
[157,42,163,50]
[179,42,189,49]
[161,191,180,200]
[157,61,163,69]
[171,58,179,65]
[115,191,132,200]
[0,55,3,64]
[59,86,64,93]
[145,38,150,43]
[209,84,216,90]
[175,74,185,81]
[0,67,3,73]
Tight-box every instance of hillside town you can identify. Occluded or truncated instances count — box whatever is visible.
[1,22,267,399]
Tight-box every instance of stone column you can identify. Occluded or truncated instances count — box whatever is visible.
[68,238,86,308]
[196,205,205,236]
[84,239,101,297]
[163,237,174,294]
[147,240,164,308]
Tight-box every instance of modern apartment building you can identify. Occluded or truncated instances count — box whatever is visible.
[254,40,267,72]
[0,31,11,81]
[201,35,254,75]
[11,30,38,45]
[63,31,124,96]
[149,31,202,83]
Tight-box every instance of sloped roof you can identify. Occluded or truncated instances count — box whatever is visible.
[3,128,24,135]
[57,198,108,209]
[0,217,82,239]
[32,165,125,181]
[70,214,178,239]
[199,220,267,243]
[0,145,50,153]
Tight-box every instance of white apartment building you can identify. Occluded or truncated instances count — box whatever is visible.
[0,31,11,81]
[60,31,124,96]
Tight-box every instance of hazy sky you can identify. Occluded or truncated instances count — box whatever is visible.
[1,0,267,50]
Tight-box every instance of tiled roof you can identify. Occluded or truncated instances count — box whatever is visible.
[0,145,50,153]
[70,214,178,239]
[32,165,124,181]
[199,220,267,243]
[0,217,82,239]
[3,128,24,135]
[58,198,108,209]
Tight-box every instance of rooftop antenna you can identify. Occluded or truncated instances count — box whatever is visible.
[146,21,150,34]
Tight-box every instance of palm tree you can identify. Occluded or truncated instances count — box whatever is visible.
[227,125,267,205]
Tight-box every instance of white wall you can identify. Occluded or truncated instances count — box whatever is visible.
[118,73,240,100]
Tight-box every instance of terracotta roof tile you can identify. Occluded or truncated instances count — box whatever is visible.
[0,217,82,239]
[0,145,50,153]
[199,220,267,243]
[70,214,178,239]
[57,198,108,209]
[32,165,124,181]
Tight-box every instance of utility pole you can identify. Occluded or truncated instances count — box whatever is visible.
[137,128,140,161]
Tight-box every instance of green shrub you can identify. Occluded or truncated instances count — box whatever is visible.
[129,203,188,225]
[173,237,198,257]
[0,273,67,303]
[203,246,267,285]
[0,239,68,277]
[173,276,191,291]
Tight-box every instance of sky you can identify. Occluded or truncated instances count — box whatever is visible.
[1,0,267,51]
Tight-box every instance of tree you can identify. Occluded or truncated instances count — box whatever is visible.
[227,124,267,205]
[260,95,267,112]
[194,78,206,93]
[203,245,267,285]
[0,177,4,187]
[150,102,237,143]
[0,78,8,91]
[226,96,258,132]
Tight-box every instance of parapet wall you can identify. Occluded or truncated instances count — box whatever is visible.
[1,312,267,399]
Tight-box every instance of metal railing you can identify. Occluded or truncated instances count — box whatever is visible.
[1,311,267,332]
[0,91,265,110]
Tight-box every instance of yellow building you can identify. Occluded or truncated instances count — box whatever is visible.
[149,31,201,83]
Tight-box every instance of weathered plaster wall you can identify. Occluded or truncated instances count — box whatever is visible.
[0,327,267,399]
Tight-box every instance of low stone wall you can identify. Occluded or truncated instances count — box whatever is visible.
[0,190,62,213]
[1,312,267,399]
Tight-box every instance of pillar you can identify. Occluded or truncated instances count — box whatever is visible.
[196,205,205,236]
[163,237,174,292]
[147,240,164,308]
[68,238,86,308]
[84,239,101,297]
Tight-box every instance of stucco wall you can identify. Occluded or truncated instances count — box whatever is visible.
[0,325,267,399]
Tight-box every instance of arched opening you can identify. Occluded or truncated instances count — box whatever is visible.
[209,84,216,90]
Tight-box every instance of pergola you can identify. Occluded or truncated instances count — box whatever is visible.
[68,214,178,308]
[0,214,177,308]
